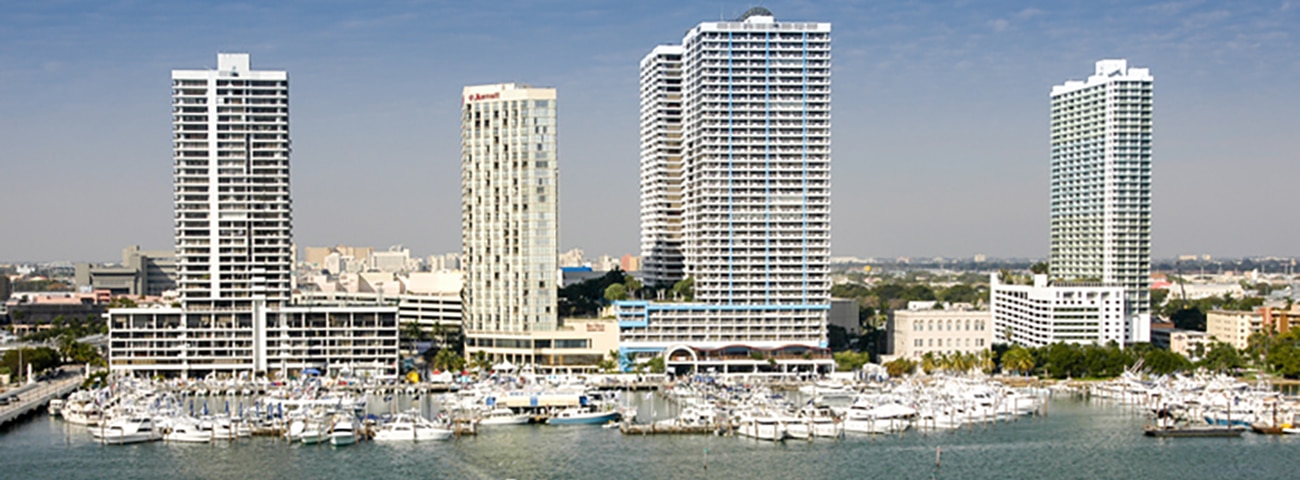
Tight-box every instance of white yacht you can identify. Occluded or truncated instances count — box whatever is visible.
[91,417,162,445]
[62,392,103,426]
[372,413,454,441]
[478,408,532,426]
[329,415,358,446]
[163,417,212,443]
[736,414,787,441]
[843,402,915,434]
[300,420,327,445]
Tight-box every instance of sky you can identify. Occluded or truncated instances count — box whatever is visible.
[1,0,1297,263]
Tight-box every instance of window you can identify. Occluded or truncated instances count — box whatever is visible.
[555,339,589,349]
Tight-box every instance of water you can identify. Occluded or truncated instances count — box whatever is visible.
[2,397,1297,479]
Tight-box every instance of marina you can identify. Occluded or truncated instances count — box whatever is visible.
[3,387,1299,479]
[3,369,1300,479]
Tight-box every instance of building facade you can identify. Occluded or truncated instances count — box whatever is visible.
[1206,309,1264,350]
[990,274,1130,347]
[617,8,834,374]
[1049,59,1153,329]
[75,245,177,297]
[638,45,686,287]
[171,53,293,309]
[886,307,992,360]
[108,54,397,379]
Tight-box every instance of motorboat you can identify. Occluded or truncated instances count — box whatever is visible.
[479,408,532,426]
[843,402,915,434]
[329,415,358,446]
[300,421,327,445]
[372,413,454,441]
[737,414,787,441]
[163,417,212,443]
[62,393,103,426]
[48,399,65,417]
[785,409,843,439]
[547,407,620,425]
[91,417,162,445]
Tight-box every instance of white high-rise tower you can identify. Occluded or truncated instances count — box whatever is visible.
[1049,59,1153,331]
[108,54,399,379]
[638,45,686,287]
[172,53,292,309]
[991,59,1153,347]
[619,8,834,373]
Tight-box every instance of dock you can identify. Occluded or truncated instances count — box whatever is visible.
[0,375,83,430]
[620,423,718,435]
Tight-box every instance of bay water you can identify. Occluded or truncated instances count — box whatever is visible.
[1,395,1295,479]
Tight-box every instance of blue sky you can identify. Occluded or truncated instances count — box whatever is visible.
[1,0,1297,263]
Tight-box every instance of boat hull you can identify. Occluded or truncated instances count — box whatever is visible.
[547,411,619,425]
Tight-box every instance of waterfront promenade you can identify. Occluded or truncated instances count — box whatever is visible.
[0,375,82,429]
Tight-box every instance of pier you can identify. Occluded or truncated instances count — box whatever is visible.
[620,423,718,435]
[0,375,83,430]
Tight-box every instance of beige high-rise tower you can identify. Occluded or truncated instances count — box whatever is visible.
[460,83,560,361]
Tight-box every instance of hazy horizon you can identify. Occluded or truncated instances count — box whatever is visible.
[3,1,1298,264]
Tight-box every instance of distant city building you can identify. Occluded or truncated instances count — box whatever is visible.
[1150,325,1211,360]
[991,274,1130,347]
[304,245,374,270]
[619,254,641,273]
[1203,308,1300,350]
[0,275,11,302]
[560,266,607,287]
[108,53,397,379]
[616,8,834,374]
[370,246,412,273]
[827,298,861,336]
[1164,283,1246,301]
[4,292,109,335]
[426,253,462,272]
[885,305,992,361]
[74,245,177,297]
[1049,59,1153,329]
[558,248,585,268]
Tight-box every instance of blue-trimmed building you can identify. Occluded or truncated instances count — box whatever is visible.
[623,9,833,374]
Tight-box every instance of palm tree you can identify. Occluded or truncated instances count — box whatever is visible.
[469,351,491,372]
[978,349,996,375]
[920,352,938,375]
[1003,347,1035,376]
[433,349,466,372]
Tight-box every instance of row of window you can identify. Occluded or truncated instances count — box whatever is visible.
[913,338,986,348]
[908,319,986,332]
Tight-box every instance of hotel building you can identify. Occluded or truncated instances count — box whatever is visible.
[617,8,834,374]
[108,54,398,379]
[459,83,614,371]
[991,274,1128,347]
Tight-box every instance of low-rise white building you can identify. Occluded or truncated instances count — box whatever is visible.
[990,273,1141,347]
[886,305,992,360]
[108,302,399,379]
